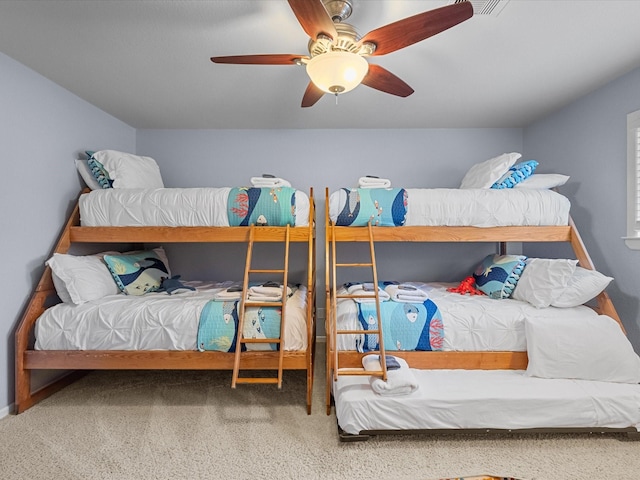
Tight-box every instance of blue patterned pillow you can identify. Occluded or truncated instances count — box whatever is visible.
[491,160,539,189]
[87,153,113,189]
[473,254,527,299]
[103,249,170,295]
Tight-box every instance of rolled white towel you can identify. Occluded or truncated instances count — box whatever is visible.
[383,283,429,303]
[362,354,419,396]
[358,176,391,189]
[250,176,292,188]
[346,283,390,303]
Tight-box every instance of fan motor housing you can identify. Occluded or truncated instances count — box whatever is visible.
[323,0,353,22]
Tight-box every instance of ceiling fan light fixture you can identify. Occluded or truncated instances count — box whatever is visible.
[306,51,368,94]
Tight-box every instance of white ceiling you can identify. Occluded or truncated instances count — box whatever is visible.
[1,0,640,130]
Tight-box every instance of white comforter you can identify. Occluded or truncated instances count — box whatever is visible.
[79,188,310,227]
[336,282,598,352]
[329,188,570,227]
[35,281,308,351]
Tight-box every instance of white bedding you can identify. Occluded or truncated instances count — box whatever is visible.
[329,188,570,227]
[336,282,598,352]
[35,281,308,351]
[79,188,310,227]
[333,369,640,435]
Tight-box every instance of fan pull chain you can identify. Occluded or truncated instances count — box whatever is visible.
[335,93,339,105]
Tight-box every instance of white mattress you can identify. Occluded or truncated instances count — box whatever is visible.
[336,282,598,352]
[35,281,308,351]
[333,369,640,435]
[79,188,310,227]
[329,188,570,226]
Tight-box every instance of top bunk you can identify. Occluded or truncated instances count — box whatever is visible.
[71,150,315,244]
[325,153,573,243]
[71,187,315,244]
[325,187,575,244]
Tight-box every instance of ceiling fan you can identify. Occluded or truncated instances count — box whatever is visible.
[211,0,473,107]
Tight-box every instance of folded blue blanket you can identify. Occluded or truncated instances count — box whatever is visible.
[356,299,443,352]
[227,186,296,226]
[335,188,407,226]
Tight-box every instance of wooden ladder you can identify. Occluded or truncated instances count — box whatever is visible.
[232,224,290,388]
[330,221,387,382]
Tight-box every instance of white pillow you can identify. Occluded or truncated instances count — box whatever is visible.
[515,174,570,189]
[525,314,640,383]
[46,252,121,304]
[75,159,102,190]
[92,150,164,189]
[511,258,577,308]
[551,267,613,308]
[459,152,521,189]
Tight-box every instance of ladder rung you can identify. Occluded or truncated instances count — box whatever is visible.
[248,269,286,274]
[335,262,373,267]
[336,293,380,299]
[234,377,280,385]
[240,338,281,344]
[243,301,284,307]
[337,329,382,335]
[337,367,365,374]
[337,369,386,377]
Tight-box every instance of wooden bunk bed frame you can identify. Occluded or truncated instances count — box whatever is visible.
[15,188,317,415]
[323,188,625,417]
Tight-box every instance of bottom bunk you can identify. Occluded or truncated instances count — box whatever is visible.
[18,279,316,414]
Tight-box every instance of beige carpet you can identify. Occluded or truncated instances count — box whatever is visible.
[2,349,639,480]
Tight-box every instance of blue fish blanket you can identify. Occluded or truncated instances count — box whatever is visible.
[197,300,282,352]
[227,187,296,226]
[335,188,407,226]
[355,299,444,352]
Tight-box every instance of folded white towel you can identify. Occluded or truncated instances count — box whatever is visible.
[247,284,292,302]
[362,354,419,396]
[250,176,292,188]
[214,285,243,301]
[346,283,390,303]
[358,176,391,189]
[383,283,429,304]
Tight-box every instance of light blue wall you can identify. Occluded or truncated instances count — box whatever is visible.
[523,66,640,352]
[0,52,135,412]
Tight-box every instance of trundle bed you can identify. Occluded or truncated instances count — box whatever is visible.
[325,179,640,441]
[16,182,317,414]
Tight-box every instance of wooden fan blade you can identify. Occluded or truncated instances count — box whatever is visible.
[361,64,414,97]
[211,54,305,65]
[288,0,337,41]
[301,82,325,108]
[360,1,473,56]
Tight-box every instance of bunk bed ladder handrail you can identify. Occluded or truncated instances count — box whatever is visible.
[330,221,387,382]
[232,224,290,388]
